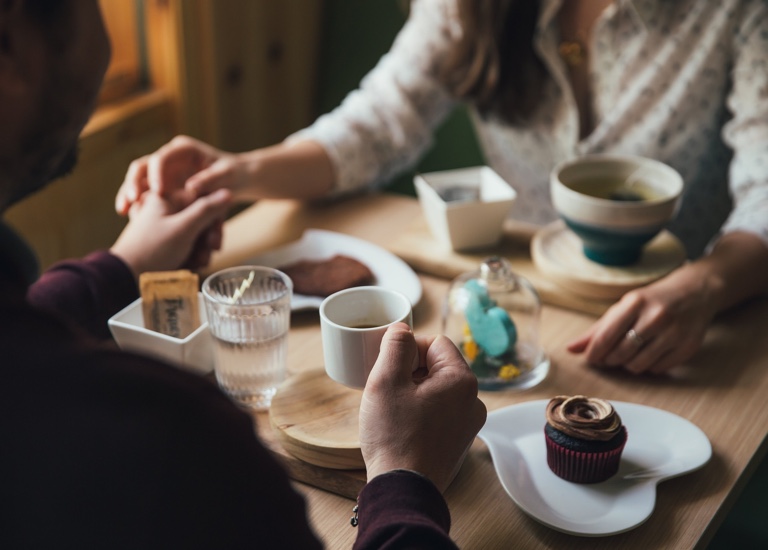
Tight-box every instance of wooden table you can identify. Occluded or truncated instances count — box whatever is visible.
[209,193,768,550]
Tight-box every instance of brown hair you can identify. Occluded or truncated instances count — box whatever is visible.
[440,0,544,124]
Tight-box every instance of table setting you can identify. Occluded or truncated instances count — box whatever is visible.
[106,159,768,549]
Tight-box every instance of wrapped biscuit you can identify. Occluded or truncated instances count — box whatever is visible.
[139,270,200,339]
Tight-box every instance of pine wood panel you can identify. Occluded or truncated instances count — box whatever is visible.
[197,0,324,150]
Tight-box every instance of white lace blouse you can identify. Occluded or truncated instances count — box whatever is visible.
[290,0,768,258]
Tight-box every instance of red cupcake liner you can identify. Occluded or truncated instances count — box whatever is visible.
[545,427,628,484]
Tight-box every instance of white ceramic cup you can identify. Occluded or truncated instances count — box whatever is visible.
[319,286,413,389]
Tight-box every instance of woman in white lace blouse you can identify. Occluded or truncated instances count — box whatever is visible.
[117,0,768,375]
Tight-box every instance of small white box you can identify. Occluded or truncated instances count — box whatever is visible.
[415,166,517,251]
[108,292,213,375]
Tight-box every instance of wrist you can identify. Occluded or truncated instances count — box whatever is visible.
[367,466,429,483]
[108,244,141,282]
[233,150,266,201]
[672,261,726,317]
[700,231,768,312]
[247,141,335,200]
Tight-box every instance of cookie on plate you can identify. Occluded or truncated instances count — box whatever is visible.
[278,255,374,297]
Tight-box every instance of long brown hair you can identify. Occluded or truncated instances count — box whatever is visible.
[440,0,544,124]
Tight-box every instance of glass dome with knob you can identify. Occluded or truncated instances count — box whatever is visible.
[443,257,549,390]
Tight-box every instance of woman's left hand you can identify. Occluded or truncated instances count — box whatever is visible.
[569,232,768,375]
[567,265,719,374]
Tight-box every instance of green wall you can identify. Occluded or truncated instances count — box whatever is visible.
[314,0,484,196]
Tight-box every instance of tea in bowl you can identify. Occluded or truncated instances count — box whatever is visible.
[550,155,683,266]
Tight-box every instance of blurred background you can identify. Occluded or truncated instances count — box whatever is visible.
[5,2,764,546]
[5,0,481,271]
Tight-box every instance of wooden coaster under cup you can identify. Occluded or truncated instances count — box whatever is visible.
[531,220,686,300]
[269,368,364,469]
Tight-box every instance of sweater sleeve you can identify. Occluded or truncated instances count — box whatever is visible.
[353,470,458,550]
[721,2,768,247]
[26,250,138,340]
[286,0,459,195]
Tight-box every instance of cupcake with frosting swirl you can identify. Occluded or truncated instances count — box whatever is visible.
[544,395,628,483]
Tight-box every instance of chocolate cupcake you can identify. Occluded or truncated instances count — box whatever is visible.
[544,395,627,483]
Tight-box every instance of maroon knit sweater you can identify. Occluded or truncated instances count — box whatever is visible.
[1,224,456,549]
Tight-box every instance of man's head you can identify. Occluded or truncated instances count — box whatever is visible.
[0,0,110,210]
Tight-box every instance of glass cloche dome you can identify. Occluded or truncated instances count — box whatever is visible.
[443,257,549,390]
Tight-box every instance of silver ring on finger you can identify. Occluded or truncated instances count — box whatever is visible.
[625,328,645,348]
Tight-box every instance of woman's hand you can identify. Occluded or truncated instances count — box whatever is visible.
[567,263,719,374]
[111,188,231,277]
[116,137,336,216]
[115,135,248,215]
[359,323,487,493]
[568,232,768,375]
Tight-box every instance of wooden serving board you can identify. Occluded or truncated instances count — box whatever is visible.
[256,422,365,500]
[531,221,686,300]
[267,369,367,499]
[388,217,615,316]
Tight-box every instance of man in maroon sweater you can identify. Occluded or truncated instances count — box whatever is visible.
[0,1,486,548]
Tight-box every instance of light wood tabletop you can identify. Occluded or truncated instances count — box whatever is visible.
[209,193,768,550]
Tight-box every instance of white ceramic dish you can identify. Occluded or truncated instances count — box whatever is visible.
[550,155,683,266]
[478,399,712,536]
[108,292,213,375]
[415,166,516,251]
[550,155,683,229]
[246,229,422,311]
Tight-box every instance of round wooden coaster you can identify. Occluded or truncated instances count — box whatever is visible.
[269,368,364,469]
[531,220,686,300]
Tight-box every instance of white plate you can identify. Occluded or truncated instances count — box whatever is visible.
[478,400,711,536]
[245,229,422,311]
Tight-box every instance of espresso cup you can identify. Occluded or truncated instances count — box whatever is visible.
[319,286,413,388]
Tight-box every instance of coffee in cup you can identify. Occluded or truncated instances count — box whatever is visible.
[319,286,413,388]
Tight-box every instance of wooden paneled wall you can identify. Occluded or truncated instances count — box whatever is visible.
[5,0,323,270]
[187,1,324,150]
[145,0,323,151]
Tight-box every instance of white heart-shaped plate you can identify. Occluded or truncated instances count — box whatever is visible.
[477,399,712,536]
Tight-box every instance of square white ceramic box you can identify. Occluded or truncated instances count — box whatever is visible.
[415,166,517,251]
[108,292,213,375]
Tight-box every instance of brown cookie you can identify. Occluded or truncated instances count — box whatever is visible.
[278,255,375,297]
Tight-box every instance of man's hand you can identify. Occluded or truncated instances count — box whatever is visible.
[359,323,487,493]
[111,188,231,277]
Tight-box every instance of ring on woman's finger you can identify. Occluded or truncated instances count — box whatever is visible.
[625,328,645,347]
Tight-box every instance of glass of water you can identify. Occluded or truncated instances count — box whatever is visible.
[202,266,292,410]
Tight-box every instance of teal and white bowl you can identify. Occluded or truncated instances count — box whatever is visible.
[550,155,683,266]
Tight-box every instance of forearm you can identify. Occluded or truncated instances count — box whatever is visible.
[239,140,335,201]
[691,231,768,314]
[27,251,138,340]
